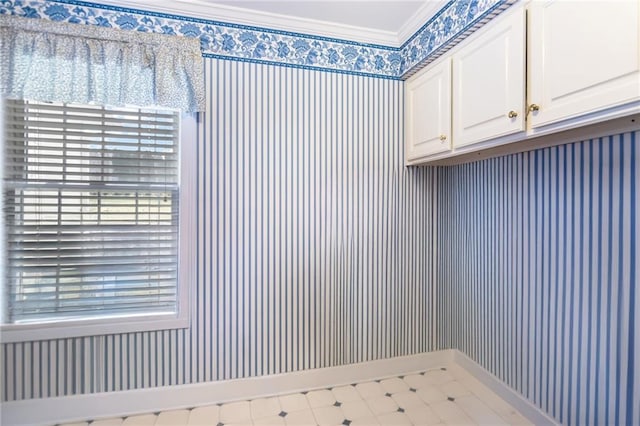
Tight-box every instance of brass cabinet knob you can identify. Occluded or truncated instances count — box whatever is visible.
[439,134,447,142]
[528,104,540,112]
[508,110,518,118]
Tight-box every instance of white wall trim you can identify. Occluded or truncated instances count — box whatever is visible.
[2,351,455,426]
[2,349,561,426]
[452,351,559,426]
[397,0,449,46]
[92,0,403,46]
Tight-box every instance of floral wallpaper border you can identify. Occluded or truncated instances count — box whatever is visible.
[0,0,513,79]
[400,0,514,77]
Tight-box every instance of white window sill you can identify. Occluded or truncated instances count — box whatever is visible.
[0,313,190,343]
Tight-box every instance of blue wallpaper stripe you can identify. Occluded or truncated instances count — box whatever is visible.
[0,57,436,402]
[436,131,639,426]
[196,59,436,382]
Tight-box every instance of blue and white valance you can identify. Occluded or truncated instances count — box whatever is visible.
[0,14,205,112]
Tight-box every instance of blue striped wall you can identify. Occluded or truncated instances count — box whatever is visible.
[1,58,437,401]
[436,131,639,426]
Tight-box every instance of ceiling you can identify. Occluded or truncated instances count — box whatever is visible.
[208,1,429,33]
[98,0,444,45]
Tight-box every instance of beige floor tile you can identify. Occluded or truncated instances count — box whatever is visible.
[391,391,425,409]
[403,374,431,390]
[403,405,441,426]
[283,409,317,425]
[355,382,386,400]
[380,378,409,395]
[188,405,220,426]
[251,397,283,419]
[89,418,125,426]
[89,417,124,426]
[331,385,362,403]
[423,370,455,386]
[440,381,472,399]
[455,395,508,425]
[155,409,191,426]
[417,386,448,404]
[376,411,412,425]
[306,390,336,408]
[365,395,398,416]
[122,414,157,426]
[279,393,311,413]
[430,400,474,425]
[350,416,380,426]
[312,406,345,425]
[496,410,533,426]
[253,415,286,425]
[340,400,374,420]
[220,401,252,423]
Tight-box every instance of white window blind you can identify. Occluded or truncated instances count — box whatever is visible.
[2,99,180,324]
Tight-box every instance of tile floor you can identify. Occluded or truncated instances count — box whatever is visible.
[58,364,532,426]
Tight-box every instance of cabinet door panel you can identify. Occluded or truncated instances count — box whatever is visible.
[453,6,525,147]
[529,0,640,127]
[405,59,451,161]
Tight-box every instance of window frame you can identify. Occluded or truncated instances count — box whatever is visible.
[0,99,195,343]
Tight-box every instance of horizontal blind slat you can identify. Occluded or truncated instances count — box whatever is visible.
[5,101,179,118]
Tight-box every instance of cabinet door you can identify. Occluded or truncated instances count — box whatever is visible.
[452,6,526,147]
[405,59,451,162]
[529,0,640,128]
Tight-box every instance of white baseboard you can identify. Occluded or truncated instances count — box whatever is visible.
[2,350,558,426]
[2,350,455,426]
[452,351,559,426]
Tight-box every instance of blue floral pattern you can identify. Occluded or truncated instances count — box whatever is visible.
[0,0,513,79]
[400,0,514,76]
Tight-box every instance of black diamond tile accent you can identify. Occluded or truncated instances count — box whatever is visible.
[279,411,288,418]
[153,412,161,416]
[385,392,392,397]
[342,420,352,426]
[301,391,309,395]
[351,383,357,387]
[448,396,455,402]
[398,375,404,379]
[334,401,342,407]
[328,387,334,391]
[420,372,426,376]
[441,367,447,371]
[409,388,417,393]
[375,379,381,383]
[398,408,405,413]
[217,423,225,426]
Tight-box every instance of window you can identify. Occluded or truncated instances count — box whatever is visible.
[0,99,194,342]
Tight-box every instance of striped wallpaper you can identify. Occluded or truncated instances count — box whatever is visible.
[1,58,437,401]
[436,131,639,426]
[2,54,637,426]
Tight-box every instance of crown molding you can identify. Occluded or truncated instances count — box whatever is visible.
[397,0,449,45]
[92,0,403,46]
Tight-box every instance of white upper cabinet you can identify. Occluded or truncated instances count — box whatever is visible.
[405,58,452,161]
[452,6,526,147]
[528,0,640,128]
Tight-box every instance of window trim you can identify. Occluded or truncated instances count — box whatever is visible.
[0,101,195,343]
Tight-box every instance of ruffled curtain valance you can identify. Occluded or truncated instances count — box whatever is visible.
[0,14,205,112]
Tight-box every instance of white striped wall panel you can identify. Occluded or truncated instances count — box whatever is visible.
[436,131,639,426]
[1,58,437,401]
